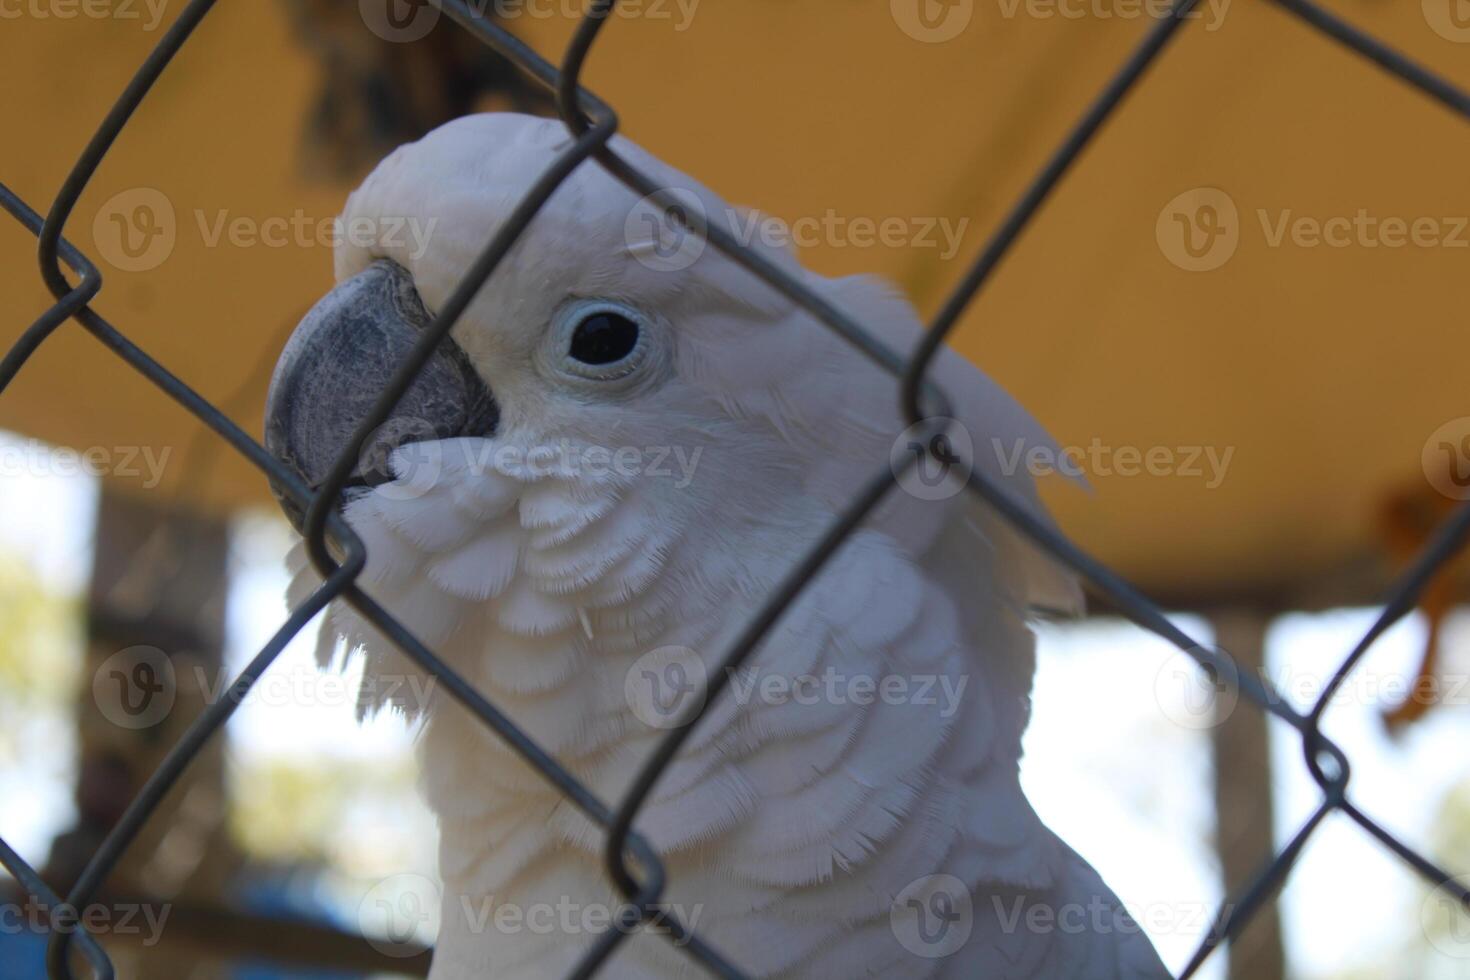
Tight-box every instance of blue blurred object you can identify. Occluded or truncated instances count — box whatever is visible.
[0,931,47,980]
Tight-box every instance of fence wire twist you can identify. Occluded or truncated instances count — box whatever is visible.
[3,1,1470,977]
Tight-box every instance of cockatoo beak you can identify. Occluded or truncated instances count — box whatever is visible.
[264,259,499,533]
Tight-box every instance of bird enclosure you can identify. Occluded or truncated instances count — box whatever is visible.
[2,1,1469,978]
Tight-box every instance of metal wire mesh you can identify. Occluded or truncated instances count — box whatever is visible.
[3,1,1469,977]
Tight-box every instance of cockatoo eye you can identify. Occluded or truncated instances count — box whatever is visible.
[550,300,652,383]
[569,310,640,366]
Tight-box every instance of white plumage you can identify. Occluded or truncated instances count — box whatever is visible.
[286,113,1167,979]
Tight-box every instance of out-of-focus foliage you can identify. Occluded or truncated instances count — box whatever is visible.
[0,554,80,741]
[1430,778,1470,867]
[228,753,427,877]
[0,548,83,868]
[1415,778,1470,972]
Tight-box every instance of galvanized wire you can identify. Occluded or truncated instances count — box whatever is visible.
[2,1,1469,977]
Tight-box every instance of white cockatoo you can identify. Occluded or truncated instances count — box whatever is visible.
[265,113,1168,979]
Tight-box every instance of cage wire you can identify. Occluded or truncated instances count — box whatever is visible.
[2,0,1470,977]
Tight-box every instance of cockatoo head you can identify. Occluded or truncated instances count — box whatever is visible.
[267,113,820,540]
[264,112,924,717]
[265,112,1073,722]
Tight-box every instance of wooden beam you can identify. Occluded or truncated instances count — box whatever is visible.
[1209,608,1286,980]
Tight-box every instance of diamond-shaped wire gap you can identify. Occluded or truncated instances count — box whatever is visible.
[1178,801,1335,978]
[1311,504,1470,726]
[34,0,221,304]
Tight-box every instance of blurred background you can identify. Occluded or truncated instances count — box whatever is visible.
[2,1,1469,977]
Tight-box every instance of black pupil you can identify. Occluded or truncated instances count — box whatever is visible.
[570,312,639,366]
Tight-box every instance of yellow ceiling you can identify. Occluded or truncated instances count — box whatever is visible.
[2,1,1467,607]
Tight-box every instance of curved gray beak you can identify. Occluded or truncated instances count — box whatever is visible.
[264,259,498,532]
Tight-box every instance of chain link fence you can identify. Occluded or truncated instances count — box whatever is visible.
[2,0,1469,976]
